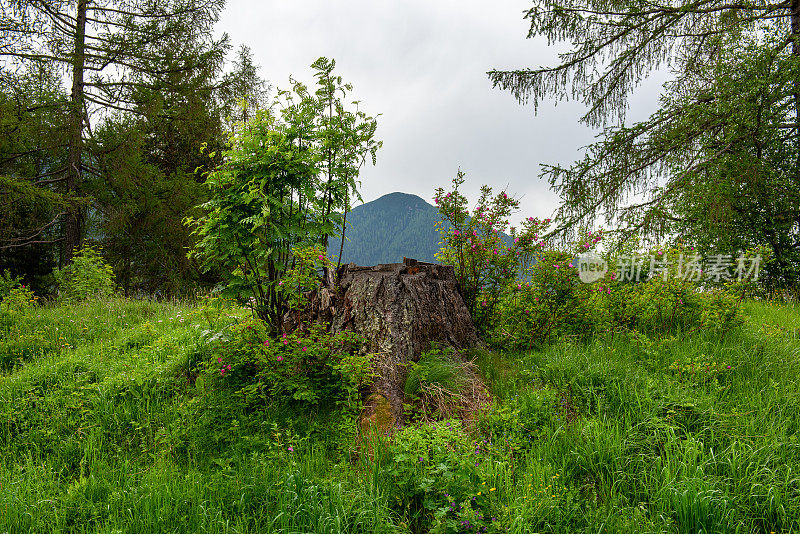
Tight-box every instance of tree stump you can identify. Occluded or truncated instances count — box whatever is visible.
[289,258,484,432]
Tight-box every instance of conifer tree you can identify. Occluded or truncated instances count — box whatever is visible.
[0,0,226,264]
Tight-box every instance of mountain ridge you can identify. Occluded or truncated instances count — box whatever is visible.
[328,192,442,266]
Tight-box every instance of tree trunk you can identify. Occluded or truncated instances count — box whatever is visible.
[289,258,484,432]
[64,0,88,264]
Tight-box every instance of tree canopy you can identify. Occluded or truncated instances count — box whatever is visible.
[490,0,800,286]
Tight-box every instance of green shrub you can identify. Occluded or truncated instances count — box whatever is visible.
[491,242,745,346]
[381,419,503,534]
[0,280,37,333]
[0,269,24,300]
[625,276,703,335]
[699,289,744,331]
[53,246,115,301]
[492,251,603,348]
[204,319,371,406]
[197,317,374,449]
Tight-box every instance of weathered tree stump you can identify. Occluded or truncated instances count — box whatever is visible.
[288,258,483,432]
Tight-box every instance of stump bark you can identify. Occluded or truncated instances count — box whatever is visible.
[289,258,483,431]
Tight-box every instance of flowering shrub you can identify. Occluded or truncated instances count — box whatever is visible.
[491,238,744,346]
[434,172,550,332]
[491,231,610,347]
[206,318,373,409]
[615,244,744,335]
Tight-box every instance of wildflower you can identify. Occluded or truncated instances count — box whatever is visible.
[263,340,269,346]
[287,446,294,452]
[277,355,283,362]
[301,346,307,352]
[217,357,223,363]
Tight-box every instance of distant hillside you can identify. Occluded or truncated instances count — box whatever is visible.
[328,192,442,266]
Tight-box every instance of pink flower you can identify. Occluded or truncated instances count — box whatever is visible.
[217,357,223,363]
[220,369,226,375]
[263,340,269,346]
[287,446,294,452]
[301,346,307,352]
[568,263,574,268]
[318,254,324,260]
[277,355,283,362]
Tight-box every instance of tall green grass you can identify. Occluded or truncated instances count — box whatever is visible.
[1,297,799,532]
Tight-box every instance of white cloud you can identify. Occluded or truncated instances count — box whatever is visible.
[217,0,664,226]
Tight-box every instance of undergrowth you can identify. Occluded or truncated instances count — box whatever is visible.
[0,298,798,533]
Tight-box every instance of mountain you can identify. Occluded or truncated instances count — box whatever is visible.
[328,192,442,266]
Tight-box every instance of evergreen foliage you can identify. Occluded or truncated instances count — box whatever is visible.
[490,0,800,288]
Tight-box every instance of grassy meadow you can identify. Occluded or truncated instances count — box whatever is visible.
[1,297,799,533]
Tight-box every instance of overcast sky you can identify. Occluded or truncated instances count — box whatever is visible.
[217,1,665,226]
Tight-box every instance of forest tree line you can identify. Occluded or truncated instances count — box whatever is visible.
[2,0,800,299]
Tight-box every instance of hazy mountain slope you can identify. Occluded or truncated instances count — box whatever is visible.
[329,192,442,266]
